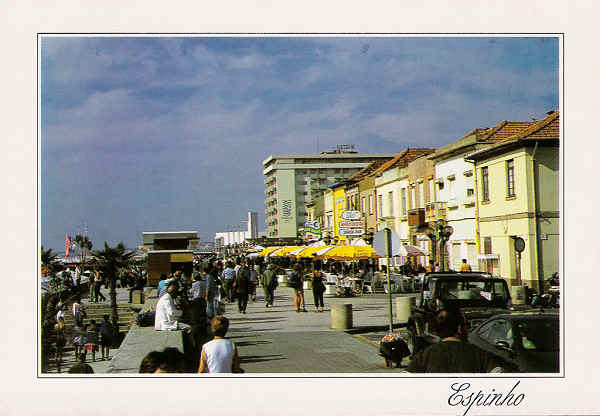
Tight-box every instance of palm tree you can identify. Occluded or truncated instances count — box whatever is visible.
[92,242,134,329]
[41,246,60,274]
[41,246,62,291]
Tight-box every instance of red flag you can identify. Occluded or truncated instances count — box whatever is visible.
[65,234,72,257]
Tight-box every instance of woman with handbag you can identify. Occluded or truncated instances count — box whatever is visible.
[311,269,326,312]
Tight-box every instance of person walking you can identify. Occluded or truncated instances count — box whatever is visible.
[221,262,236,303]
[248,265,258,302]
[261,263,278,308]
[234,262,250,314]
[84,320,100,362]
[99,314,114,361]
[198,316,242,374]
[54,316,66,373]
[205,266,218,319]
[310,269,326,312]
[72,298,85,327]
[93,269,106,302]
[289,263,306,313]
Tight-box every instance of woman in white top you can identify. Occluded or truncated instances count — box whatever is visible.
[198,316,242,373]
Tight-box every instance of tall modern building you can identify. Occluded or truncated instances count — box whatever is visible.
[263,145,396,238]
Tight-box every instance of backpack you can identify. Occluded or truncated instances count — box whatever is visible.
[288,272,301,289]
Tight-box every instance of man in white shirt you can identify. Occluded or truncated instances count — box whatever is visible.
[155,281,187,331]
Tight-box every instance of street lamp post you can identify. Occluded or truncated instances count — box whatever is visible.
[433,219,453,271]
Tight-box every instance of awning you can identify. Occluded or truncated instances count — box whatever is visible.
[477,254,499,260]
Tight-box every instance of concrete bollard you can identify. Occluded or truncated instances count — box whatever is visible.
[395,296,415,324]
[511,285,526,305]
[330,304,353,330]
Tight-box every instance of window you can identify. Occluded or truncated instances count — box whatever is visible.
[401,188,407,216]
[466,188,474,197]
[483,237,492,254]
[346,197,350,210]
[378,194,383,217]
[369,194,373,215]
[481,166,490,201]
[361,197,366,213]
[506,159,515,197]
[388,191,394,216]
[419,182,425,208]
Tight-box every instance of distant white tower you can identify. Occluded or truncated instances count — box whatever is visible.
[248,211,258,239]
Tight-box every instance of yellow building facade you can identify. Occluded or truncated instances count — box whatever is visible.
[466,111,559,289]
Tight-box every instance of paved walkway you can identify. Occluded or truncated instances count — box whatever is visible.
[220,287,413,373]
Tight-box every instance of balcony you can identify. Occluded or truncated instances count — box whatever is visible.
[407,208,425,227]
[425,201,447,222]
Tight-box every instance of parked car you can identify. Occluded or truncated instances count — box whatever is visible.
[468,312,559,373]
[406,272,512,355]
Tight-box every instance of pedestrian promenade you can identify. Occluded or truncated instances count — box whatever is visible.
[51,286,411,374]
[221,287,412,373]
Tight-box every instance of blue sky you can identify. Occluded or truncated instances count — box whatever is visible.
[41,36,558,251]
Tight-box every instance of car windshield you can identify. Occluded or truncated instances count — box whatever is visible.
[434,279,509,304]
[515,319,559,352]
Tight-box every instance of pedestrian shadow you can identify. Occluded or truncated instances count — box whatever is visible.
[228,334,261,340]
[235,340,272,347]
[240,354,285,364]
[229,327,283,333]
[229,316,285,322]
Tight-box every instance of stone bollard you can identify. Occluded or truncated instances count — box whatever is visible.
[132,290,144,305]
[395,296,415,324]
[511,285,526,305]
[330,304,353,330]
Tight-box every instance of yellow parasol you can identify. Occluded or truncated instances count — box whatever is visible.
[319,245,380,261]
[270,246,306,257]
[257,247,281,257]
[294,245,337,258]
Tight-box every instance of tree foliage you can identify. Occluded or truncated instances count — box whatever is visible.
[92,242,134,329]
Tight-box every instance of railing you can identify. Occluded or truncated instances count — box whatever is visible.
[425,201,447,221]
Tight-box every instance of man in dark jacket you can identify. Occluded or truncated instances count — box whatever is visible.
[289,263,306,313]
[235,262,250,314]
[261,263,278,308]
[406,308,504,373]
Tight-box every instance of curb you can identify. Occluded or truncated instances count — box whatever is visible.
[344,322,407,335]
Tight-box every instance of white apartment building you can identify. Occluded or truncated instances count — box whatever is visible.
[263,146,395,238]
[429,121,532,271]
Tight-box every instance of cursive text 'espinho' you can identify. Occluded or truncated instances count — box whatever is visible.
[448,381,525,416]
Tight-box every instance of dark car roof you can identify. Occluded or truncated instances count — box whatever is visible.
[491,312,559,320]
[425,272,505,282]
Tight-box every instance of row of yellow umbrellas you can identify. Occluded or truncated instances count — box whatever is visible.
[256,244,380,261]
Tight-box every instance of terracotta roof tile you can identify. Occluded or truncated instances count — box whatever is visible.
[347,158,394,183]
[479,120,535,141]
[371,148,435,176]
[501,110,559,142]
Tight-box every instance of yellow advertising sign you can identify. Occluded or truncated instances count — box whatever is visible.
[170,253,193,262]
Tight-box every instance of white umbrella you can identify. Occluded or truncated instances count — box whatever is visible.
[350,238,369,246]
[394,244,428,257]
